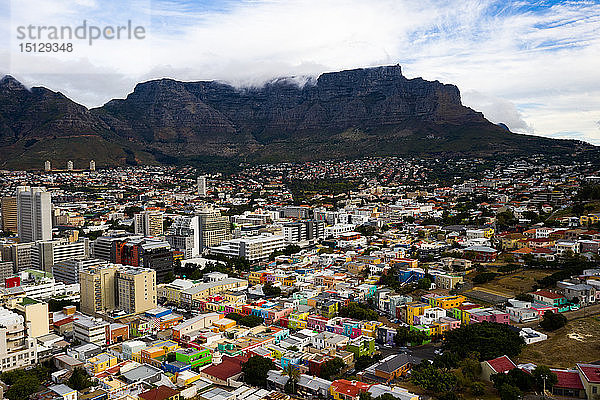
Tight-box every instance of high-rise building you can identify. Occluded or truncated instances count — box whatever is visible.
[134,211,164,237]
[91,231,140,261]
[79,264,157,316]
[44,160,51,171]
[197,208,231,253]
[16,186,52,243]
[1,196,17,234]
[67,160,73,171]
[53,258,106,284]
[89,160,96,171]
[79,264,117,315]
[32,238,89,273]
[113,238,173,283]
[197,176,207,196]
[116,267,157,315]
[165,215,199,259]
[282,220,325,244]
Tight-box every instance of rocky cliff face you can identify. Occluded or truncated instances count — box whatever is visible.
[95,65,487,146]
[0,66,593,168]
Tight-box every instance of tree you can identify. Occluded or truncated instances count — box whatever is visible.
[515,293,534,302]
[417,277,432,290]
[532,365,558,392]
[498,383,522,400]
[471,382,485,396]
[4,374,39,400]
[338,302,378,321]
[242,356,275,388]
[239,315,264,328]
[283,364,300,394]
[68,367,95,391]
[540,311,567,331]
[411,361,457,393]
[263,282,282,297]
[443,322,525,360]
[320,357,344,380]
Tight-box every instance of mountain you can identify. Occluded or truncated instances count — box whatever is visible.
[0,66,594,169]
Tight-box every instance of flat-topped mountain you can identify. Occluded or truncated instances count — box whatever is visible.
[0,66,593,168]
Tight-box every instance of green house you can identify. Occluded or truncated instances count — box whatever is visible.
[346,336,376,359]
[175,347,212,368]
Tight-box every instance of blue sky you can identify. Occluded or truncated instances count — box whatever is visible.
[1,0,599,144]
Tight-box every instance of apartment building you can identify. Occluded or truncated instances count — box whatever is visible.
[0,307,38,372]
[53,258,107,284]
[80,264,157,316]
[134,211,164,237]
[73,316,109,346]
[197,208,231,252]
[210,234,285,262]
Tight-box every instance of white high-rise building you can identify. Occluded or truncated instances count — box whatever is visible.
[89,160,96,171]
[165,215,200,259]
[16,186,52,243]
[67,160,73,171]
[197,176,207,196]
[44,160,51,171]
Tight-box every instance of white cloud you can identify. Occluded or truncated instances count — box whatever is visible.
[2,0,599,144]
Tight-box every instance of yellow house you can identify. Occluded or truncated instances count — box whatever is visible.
[212,318,237,332]
[283,276,296,287]
[433,295,466,310]
[581,214,600,226]
[87,353,117,373]
[361,321,384,338]
[483,228,495,238]
[402,302,431,325]
[249,271,266,285]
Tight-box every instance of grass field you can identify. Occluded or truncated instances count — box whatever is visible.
[519,316,600,368]
[473,269,560,297]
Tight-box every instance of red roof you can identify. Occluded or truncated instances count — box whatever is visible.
[552,370,584,389]
[138,385,180,400]
[486,355,516,374]
[330,380,372,398]
[533,290,564,300]
[200,355,246,381]
[578,364,600,383]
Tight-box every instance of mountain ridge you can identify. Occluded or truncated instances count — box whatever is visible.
[0,65,595,169]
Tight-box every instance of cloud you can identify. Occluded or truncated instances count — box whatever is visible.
[1,0,600,144]
[462,90,533,133]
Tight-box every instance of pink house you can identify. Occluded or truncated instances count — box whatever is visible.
[307,315,328,331]
[469,308,510,325]
[266,307,293,324]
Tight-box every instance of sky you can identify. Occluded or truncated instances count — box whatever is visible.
[1,0,599,144]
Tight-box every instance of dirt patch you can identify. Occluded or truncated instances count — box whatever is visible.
[519,317,600,368]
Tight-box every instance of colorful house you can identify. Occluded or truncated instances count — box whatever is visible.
[330,379,372,400]
[175,347,212,368]
[346,336,376,359]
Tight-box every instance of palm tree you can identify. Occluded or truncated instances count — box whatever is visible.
[283,364,300,394]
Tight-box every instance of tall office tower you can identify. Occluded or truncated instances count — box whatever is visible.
[1,196,17,234]
[113,238,173,283]
[197,208,231,253]
[44,160,51,171]
[89,160,96,171]
[16,186,52,243]
[134,211,164,237]
[197,176,207,196]
[67,160,73,171]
